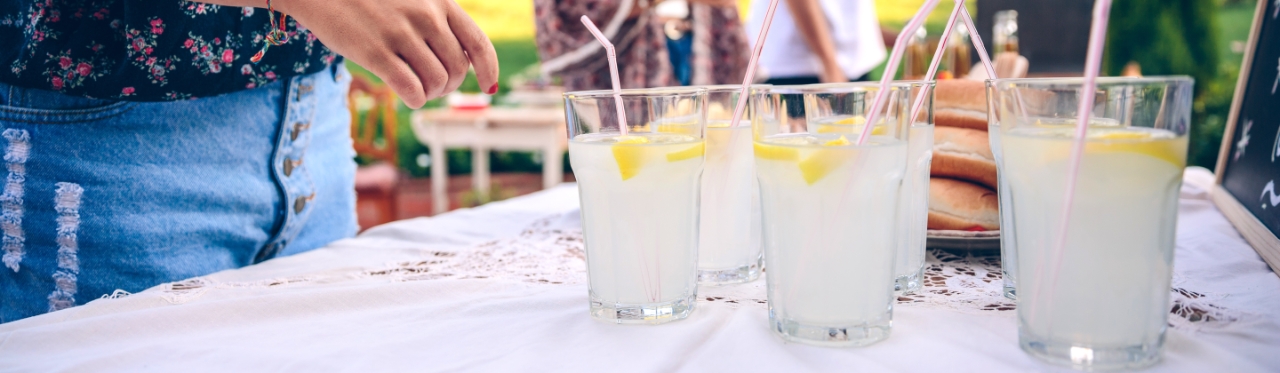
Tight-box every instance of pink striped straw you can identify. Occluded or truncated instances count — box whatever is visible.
[909,0,964,122]
[729,0,782,127]
[959,6,997,80]
[581,16,629,136]
[856,0,943,145]
[909,1,997,123]
[1032,0,1114,325]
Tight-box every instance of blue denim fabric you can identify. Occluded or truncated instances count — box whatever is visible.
[0,66,358,323]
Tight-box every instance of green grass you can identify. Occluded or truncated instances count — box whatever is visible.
[1217,2,1256,68]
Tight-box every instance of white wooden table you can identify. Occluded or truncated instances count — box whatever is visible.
[410,107,567,215]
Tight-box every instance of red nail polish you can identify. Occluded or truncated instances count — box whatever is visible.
[486,83,498,95]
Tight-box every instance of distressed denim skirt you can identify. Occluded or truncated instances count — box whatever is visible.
[0,65,358,322]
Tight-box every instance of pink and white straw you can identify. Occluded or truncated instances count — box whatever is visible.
[729,0,782,128]
[909,1,997,124]
[1032,0,1115,325]
[581,16,629,136]
[857,0,942,145]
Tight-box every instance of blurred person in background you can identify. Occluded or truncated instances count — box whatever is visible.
[535,0,749,91]
[747,0,886,84]
[0,0,497,322]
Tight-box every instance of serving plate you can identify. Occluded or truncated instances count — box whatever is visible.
[926,229,1000,251]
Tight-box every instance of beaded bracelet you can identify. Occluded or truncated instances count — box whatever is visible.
[250,0,290,64]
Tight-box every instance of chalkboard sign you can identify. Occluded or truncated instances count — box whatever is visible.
[1213,0,1280,275]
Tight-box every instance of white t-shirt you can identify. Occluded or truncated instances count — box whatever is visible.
[745,0,887,80]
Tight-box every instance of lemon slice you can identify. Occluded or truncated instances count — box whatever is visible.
[657,121,699,135]
[1086,132,1186,167]
[666,142,705,162]
[798,135,852,185]
[816,123,886,135]
[612,136,650,180]
[754,142,800,162]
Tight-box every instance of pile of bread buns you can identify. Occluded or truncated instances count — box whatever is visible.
[927,79,999,232]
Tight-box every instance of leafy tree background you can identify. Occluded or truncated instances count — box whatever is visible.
[1104,0,1231,169]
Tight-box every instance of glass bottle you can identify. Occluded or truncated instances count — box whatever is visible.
[993,10,1019,54]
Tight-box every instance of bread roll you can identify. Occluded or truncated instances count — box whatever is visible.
[928,177,1000,231]
[935,79,988,131]
[932,127,997,189]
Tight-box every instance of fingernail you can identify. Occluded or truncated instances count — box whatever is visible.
[486,83,498,95]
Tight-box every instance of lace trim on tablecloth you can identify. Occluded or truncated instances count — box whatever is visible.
[149,213,1241,332]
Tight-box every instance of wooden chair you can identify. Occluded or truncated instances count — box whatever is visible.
[349,75,402,230]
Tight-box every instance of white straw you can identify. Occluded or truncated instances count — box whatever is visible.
[908,0,966,123]
[856,0,943,145]
[581,16,629,136]
[730,0,782,127]
[1033,0,1114,326]
[959,6,998,81]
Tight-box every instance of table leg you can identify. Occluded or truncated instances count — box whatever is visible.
[473,143,490,201]
[543,143,563,190]
[430,133,448,216]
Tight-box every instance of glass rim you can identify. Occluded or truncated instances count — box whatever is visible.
[762,81,920,94]
[563,86,706,99]
[984,75,1193,87]
[697,84,774,92]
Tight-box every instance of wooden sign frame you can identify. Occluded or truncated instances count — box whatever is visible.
[1212,0,1280,275]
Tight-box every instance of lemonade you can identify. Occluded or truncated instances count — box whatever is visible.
[1004,126,1186,365]
[698,122,762,284]
[896,122,933,293]
[756,132,907,346]
[570,132,705,323]
[989,121,1018,299]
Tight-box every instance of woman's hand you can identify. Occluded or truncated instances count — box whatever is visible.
[271,0,499,108]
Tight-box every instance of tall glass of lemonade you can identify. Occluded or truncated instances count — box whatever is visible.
[898,81,935,294]
[564,87,708,324]
[697,85,768,285]
[989,77,1192,369]
[753,83,912,346]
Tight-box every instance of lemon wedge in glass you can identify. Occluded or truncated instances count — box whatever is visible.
[666,142,705,162]
[754,142,800,162]
[1086,131,1186,168]
[798,135,852,185]
[612,136,650,180]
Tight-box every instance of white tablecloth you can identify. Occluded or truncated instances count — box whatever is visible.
[1,167,1278,372]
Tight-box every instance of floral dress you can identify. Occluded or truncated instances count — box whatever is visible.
[0,0,338,101]
[534,0,749,91]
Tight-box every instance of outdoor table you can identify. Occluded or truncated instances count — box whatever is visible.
[1,168,1277,371]
[410,107,567,215]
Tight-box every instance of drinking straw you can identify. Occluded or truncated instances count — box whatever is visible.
[856,0,942,146]
[1032,0,1114,326]
[908,0,965,122]
[729,0,782,128]
[581,16,629,136]
[958,6,998,82]
[909,1,997,124]
[584,15,664,301]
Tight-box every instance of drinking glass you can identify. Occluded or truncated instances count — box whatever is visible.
[697,85,768,285]
[564,87,708,324]
[989,87,1020,300]
[988,77,1192,369]
[897,81,935,294]
[752,83,912,346]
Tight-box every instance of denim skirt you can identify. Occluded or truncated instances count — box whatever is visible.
[0,65,358,322]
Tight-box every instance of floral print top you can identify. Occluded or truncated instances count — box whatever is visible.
[534,0,748,91]
[0,1,339,101]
